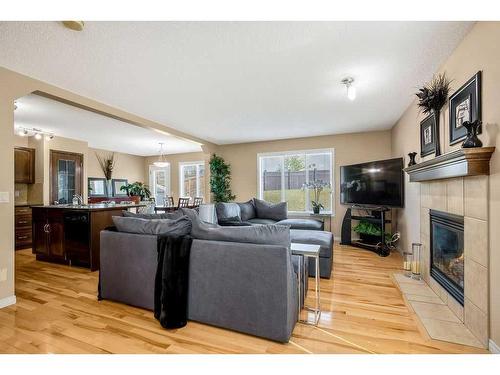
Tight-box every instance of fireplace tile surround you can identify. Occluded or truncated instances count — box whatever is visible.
[419,176,489,348]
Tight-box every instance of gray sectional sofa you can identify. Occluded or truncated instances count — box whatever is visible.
[99,209,310,343]
[216,199,333,278]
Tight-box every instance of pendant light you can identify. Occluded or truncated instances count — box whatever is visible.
[154,142,169,167]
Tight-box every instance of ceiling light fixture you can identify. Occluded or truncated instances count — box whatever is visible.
[341,77,356,101]
[62,21,85,31]
[16,126,55,141]
[154,142,169,167]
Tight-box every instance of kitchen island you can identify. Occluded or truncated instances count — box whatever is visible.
[32,203,146,271]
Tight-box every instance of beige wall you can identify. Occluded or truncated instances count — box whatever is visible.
[144,152,209,202]
[217,131,393,235]
[391,22,500,347]
[89,148,146,184]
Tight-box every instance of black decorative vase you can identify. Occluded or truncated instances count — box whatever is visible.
[433,109,441,156]
[462,120,483,148]
[313,206,320,214]
[408,152,417,167]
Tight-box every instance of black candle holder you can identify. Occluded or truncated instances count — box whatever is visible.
[462,120,483,148]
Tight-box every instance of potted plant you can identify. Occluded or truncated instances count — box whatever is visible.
[302,180,331,214]
[209,154,235,203]
[120,182,151,203]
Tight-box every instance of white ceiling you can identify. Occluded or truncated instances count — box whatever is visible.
[14,94,202,156]
[1,21,473,145]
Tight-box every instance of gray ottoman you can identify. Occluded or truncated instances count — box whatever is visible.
[290,229,333,279]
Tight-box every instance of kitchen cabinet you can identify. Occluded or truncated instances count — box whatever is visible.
[31,204,145,271]
[15,206,33,249]
[15,147,35,184]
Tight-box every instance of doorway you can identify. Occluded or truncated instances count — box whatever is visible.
[50,150,84,204]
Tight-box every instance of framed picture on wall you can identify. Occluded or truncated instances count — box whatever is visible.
[420,114,436,157]
[88,177,107,197]
[449,71,482,145]
[112,179,128,197]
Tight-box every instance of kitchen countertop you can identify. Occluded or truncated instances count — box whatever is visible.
[32,203,148,211]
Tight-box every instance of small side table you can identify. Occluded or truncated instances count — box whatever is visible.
[309,213,332,232]
[291,243,321,326]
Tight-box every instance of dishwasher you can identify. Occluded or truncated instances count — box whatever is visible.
[64,211,90,267]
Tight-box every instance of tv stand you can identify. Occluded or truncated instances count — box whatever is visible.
[340,205,392,257]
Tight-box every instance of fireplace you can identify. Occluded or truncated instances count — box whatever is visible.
[430,210,464,305]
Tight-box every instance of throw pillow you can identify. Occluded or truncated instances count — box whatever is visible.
[112,216,192,236]
[253,198,288,221]
[237,199,257,221]
[215,202,241,222]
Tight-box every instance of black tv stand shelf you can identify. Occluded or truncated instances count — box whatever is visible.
[340,205,393,257]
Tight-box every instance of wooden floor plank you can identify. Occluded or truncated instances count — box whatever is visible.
[0,245,487,354]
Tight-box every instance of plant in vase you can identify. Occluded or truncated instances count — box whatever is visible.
[416,73,452,156]
[302,180,331,214]
[96,152,115,195]
[120,182,151,203]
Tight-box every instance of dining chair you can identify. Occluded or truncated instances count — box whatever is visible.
[193,197,203,206]
[178,197,190,208]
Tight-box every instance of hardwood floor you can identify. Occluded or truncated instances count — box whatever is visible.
[0,245,487,354]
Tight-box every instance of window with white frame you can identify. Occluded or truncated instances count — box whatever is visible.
[258,149,334,213]
[179,161,205,200]
[149,164,171,206]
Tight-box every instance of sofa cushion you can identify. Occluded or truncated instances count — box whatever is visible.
[122,210,184,220]
[276,218,323,231]
[290,229,333,258]
[253,198,287,221]
[215,202,241,221]
[247,218,278,226]
[237,200,257,221]
[181,208,290,247]
[112,216,192,236]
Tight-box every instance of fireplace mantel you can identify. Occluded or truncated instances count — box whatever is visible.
[404,147,495,182]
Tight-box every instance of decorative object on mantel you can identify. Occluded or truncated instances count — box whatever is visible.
[449,71,482,145]
[420,114,436,157]
[462,120,483,148]
[404,147,495,182]
[411,243,422,280]
[416,72,452,157]
[407,152,417,167]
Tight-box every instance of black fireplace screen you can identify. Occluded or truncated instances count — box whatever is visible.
[430,210,464,305]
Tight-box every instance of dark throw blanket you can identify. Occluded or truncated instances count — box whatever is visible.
[154,234,193,329]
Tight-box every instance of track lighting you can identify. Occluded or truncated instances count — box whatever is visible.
[16,127,55,141]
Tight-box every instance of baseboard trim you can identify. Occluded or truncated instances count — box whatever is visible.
[489,339,500,354]
[0,295,16,309]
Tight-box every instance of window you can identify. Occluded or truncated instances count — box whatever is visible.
[180,162,205,200]
[149,164,171,205]
[258,149,333,213]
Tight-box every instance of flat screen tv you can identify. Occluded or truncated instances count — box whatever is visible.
[340,157,404,208]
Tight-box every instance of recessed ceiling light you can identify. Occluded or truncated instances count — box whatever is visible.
[341,77,356,101]
[62,21,85,32]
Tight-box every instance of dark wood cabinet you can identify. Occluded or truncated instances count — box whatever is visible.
[15,147,35,184]
[15,206,33,250]
[31,205,141,271]
[32,208,66,262]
